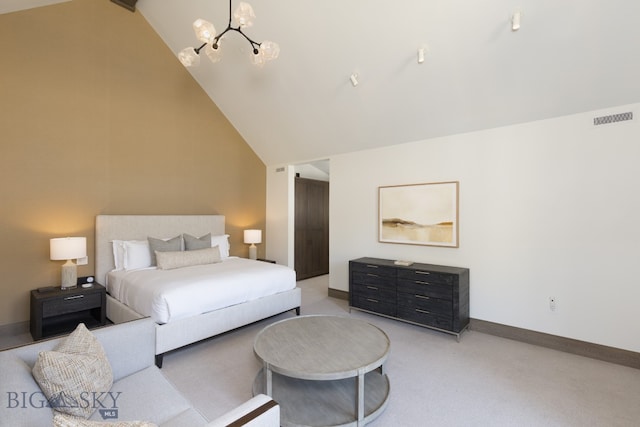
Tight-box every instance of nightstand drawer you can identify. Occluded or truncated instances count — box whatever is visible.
[42,293,101,318]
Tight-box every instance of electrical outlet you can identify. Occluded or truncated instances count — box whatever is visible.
[549,297,557,312]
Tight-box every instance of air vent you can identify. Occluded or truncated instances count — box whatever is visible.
[276,167,285,172]
[593,112,633,126]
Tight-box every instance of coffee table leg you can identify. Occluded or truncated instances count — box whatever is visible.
[356,370,364,426]
[264,363,273,396]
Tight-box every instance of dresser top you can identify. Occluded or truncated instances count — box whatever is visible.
[350,257,469,275]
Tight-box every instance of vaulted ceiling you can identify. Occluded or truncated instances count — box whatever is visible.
[7,0,640,166]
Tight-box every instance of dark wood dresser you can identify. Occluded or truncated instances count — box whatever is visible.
[349,257,469,340]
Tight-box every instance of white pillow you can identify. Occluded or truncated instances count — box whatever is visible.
[111,240,125,271]
[211,234,230,258]
[122,240,152,270]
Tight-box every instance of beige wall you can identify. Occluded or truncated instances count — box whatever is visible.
[0,0,266,326]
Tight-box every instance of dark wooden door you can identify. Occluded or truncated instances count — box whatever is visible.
[295,177,329,280]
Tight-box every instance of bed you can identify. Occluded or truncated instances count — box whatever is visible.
[95,215,301,367]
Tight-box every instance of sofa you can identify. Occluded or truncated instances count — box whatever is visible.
[0,318,279,426]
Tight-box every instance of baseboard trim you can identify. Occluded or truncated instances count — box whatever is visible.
[470,318,640,370]
[0,320,29,337]
[331,289,638,369]
[328,288,348,300]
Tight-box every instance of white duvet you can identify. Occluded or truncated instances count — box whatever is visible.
[106,257,296,324]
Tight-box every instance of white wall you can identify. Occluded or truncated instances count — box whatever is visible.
[329,103,640,353]
[266,165,295,267]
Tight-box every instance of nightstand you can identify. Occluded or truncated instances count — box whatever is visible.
[30,283,106,340]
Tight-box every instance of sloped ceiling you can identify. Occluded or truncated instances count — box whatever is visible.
[10,1,640,166]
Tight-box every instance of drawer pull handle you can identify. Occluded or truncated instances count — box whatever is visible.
[366,265,379,268]
[416,281,431,285]
[416,271,431,275]
[366,298,379,303]
[415,295,430,300]
[64,295,84,301]
[415,308,431,314]
[366,286,378,290]
[367,273,379,278]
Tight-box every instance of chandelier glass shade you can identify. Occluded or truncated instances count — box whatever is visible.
[178,0,279,67]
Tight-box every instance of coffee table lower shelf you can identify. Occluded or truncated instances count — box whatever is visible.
[253,369,390,427]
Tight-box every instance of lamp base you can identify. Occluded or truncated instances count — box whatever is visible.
[249,244,257,260]
[61,260,77,290]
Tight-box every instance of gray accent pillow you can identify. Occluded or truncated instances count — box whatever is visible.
[32,324,113,419]
[183,233,211,251]
[147,235,182,266]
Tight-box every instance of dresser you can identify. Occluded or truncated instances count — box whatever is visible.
[349,257,469,340]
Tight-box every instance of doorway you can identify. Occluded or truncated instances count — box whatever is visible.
[294,162,329,281]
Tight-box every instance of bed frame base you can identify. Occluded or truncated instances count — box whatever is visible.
[107,287,302,367]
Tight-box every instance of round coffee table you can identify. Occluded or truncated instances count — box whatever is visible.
[252,315,390,427]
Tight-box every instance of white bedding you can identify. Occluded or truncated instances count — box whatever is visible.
[106,257,296,324]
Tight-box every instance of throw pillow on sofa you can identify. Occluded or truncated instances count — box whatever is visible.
[32,323,113,418]
[53,412,158,427]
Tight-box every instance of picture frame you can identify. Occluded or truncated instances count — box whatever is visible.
[378,181,459,247]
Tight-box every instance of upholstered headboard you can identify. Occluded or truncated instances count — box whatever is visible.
[95,215,225,285]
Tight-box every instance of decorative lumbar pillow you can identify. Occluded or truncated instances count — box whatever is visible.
[183,233,211,251]
[155,246,221,270]
[32,324,113,419]
[147,235,182,266]
[53,412,158,427]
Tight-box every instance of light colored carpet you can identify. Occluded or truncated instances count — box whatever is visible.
[160,275,640,426]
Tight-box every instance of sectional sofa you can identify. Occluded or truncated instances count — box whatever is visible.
[0,318,279,426]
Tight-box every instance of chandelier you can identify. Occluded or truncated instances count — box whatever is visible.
[178,0,280,67]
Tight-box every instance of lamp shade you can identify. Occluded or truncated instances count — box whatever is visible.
[244,229,262,244]
[50,237,87,261]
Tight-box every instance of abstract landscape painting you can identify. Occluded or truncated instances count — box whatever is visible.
[379,181,459,247]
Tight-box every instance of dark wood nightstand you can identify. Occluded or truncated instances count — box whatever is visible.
[30,283,106,340]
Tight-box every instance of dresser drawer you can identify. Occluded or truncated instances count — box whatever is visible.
[351,282,396,300]
[352,295,396,317]
[350,262,396,278]
[397,306,452,330]
[397,268,453,284]
[397,293,452,316]
[351,271,396,288]
[397,279,452,300]
[42,293,101,318]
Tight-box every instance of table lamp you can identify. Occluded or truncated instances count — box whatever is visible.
[244,229,262,260]
[50,237,87,289]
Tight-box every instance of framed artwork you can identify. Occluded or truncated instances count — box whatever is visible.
[379,181,459,247]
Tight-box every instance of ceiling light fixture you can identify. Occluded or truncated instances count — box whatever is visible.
[178,0,279,68]
[350,73,359,87]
